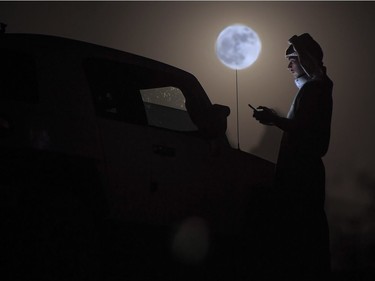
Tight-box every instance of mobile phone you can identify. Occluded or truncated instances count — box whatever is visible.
[248,104,258,111]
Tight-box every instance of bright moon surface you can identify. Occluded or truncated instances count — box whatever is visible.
[215,24,261,70]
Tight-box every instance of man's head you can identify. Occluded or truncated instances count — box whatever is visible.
[285,33,324,78]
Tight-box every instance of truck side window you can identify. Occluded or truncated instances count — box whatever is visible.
[83,58,197,132]
[140,87,197,132]
[83,58,148,126]
[0,49,39,103]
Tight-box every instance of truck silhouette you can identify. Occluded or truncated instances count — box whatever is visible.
[1,33,274,280]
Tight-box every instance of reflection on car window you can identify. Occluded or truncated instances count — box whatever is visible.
[140,87,197,132]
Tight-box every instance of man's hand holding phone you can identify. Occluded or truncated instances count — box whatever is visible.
[250,104,278,126]
[248,103,258,111]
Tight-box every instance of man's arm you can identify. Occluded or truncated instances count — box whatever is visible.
[253,82,321,132]
[252,107,297,131]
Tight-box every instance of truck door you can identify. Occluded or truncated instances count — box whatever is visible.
[83,58,218,226]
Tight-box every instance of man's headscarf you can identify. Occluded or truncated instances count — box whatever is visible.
[285,33,325,78]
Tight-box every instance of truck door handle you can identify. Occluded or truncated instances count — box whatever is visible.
[152,144,175,157]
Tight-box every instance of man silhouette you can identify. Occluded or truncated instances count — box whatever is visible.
[252,33,333,280]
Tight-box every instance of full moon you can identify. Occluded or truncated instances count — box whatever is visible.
[215,24,261,70]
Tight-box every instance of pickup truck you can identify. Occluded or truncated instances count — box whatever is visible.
[0,32,274,281]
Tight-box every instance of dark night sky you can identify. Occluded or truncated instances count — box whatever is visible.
[1,1,375,273]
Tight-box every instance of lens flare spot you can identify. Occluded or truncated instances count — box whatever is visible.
[171,217,210,264]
